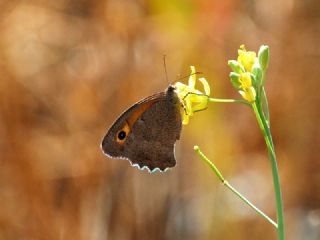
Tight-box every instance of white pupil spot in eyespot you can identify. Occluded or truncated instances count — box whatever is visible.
[118,130,126,140]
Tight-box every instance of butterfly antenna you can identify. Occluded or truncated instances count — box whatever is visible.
[163,54,169,84]
[176,71,203,82]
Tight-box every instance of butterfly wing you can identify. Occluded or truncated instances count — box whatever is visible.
[101,86,182,172]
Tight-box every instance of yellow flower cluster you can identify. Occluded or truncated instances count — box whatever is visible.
[229,45,259,103]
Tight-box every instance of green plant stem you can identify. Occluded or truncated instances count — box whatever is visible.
[252,102,284,240]
[208,98,250,106]
[261,87,270,125]
[194,146,278,229]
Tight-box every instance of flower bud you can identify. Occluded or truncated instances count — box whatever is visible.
[229,72,241,89]
[228,60,245,74]
[258,45,269,72]
[251,63,262,87]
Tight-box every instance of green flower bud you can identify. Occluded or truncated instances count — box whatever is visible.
[228,60,245,74]
[229,72,241,89]
[258,45,269,71]
[251,63,262,87]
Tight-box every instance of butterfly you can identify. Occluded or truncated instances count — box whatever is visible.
[101,85,182,172]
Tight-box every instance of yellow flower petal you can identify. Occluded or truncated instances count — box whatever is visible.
[239,72,252,89]
[199,77,210,96]
[185,93,207,103]
[246,87,256,102]
[192,100,208,112]
[188,66,197,90]
[239,87,256,102]
[182,114,190,125]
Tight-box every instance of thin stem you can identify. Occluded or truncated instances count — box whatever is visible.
[194,146,278,229]
[252,102,285,240]
[256,98,274,149]
[261,87,270,127]
[208,98,251,106]
[194,145,224,182]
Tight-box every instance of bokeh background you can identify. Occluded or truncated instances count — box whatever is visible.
[0,0,319,239]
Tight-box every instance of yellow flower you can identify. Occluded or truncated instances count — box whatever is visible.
[239,72,252,89]
[239,87,256,102]
[174,66,210,125]
[238,72,256,102]
[237,45,257,72]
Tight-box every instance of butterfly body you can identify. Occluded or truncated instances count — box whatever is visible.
[101,86,182,172]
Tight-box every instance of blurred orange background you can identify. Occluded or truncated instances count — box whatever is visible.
[0,0,319,239]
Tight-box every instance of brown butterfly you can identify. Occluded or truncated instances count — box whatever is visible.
[101,85,182,172]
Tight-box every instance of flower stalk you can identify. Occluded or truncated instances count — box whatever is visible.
[252,102,284,240]
[175,45,284,239]
[228,45,284,239]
